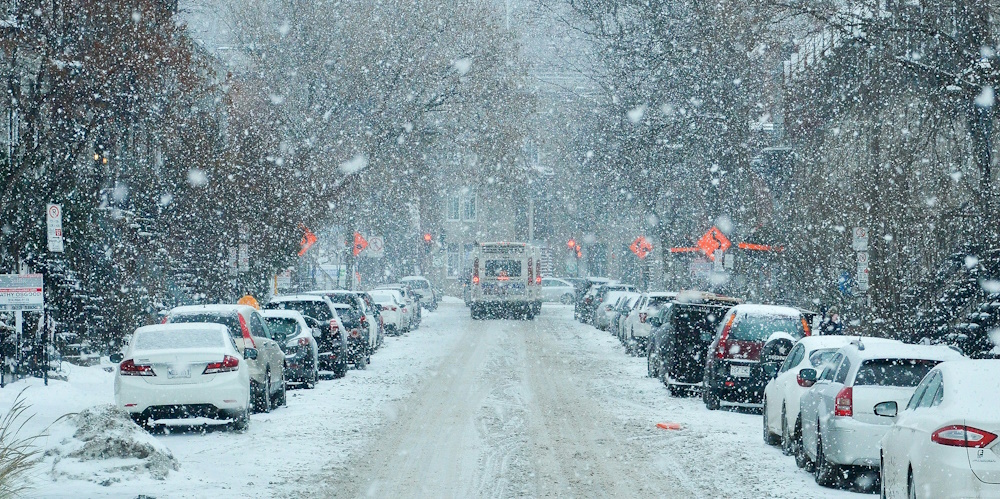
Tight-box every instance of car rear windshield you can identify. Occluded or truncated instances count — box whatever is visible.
[854,359,940,387]
[264,317,299,338]
[169,313,241,339]
[485,260,521,277]
[134,329,225,351]
[672,306,724,338]
[731,315,805,342]
[404,279,429,289]
[266,301,333,321]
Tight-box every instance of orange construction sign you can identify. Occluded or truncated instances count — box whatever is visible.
[630,236,654,259]
[353,232,369,257]
[298,225,317,256]
[696,226,731,261]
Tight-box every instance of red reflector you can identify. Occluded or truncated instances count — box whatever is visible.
[724,381,734,387]
[297,337,311,347]
[350,329,361,338]
[124,403,137,407]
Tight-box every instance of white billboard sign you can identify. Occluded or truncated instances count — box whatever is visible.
[0,274,44,311]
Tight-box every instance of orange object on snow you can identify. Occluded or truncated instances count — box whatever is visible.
[656,422,682,430]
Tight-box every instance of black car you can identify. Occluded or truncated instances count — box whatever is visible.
[264,295,349,378]
[306,291,375,368]
[646,293,742,397]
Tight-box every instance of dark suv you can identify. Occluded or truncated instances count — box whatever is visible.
[264,295,349,378]
[646,293,742,397]
[703,304,811,410]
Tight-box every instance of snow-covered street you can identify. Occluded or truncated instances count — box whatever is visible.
[5,301,866,498]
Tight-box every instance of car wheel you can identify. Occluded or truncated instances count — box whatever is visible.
[794,418,813,471]
[334,357,348,378]
[668,384,685,398]
[276,371,287,407]
[647,347,659,378]
[703,386,720,410]
[355,351,368,370]
[305,367,318,389]
[230,406,250,433]
[260,372,273,413]
[130,413,150,430]
[907,467,918,499]
[763,399,780,445]
[814,430,840,487]
[781,407,794,456]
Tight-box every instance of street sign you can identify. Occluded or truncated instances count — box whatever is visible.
[364,235,385,259]
[852,227,869,251]
[353,232,369,257]
[298,225,317,256]
[0,274,44,311]
[629,236,653,259]
[856,267,869,292]
[46,203,64,252]
[697,227,731,261]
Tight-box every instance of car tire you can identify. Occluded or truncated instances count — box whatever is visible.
[781,407,794,456]
[703,386,720,410]
[763,400,780,445]
[230,406,250,433]
[647,347,659,378]
[334,357,348,378]
[795,418,813,471]
[276,371,287,407]
[668,384,685,398]
[814,430,840,487]
[305,367,318,389]
[907,468,916,499]
[355,351,368,370]
[260,372,273,413]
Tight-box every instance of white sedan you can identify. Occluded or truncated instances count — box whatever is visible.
[540,277,576,304]
[369,289,408,335]
[113,323,253,431]
[761,335,852,455]
[878,359,1000,498]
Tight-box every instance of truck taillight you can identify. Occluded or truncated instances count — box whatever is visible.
[203,355,239,374]
[120,359,155,376]
[801,317,811,337]
[834,387,853,417]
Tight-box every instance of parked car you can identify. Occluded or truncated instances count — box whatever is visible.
[761,335,854,456]
[368,289,408,335]
[797,339,964,488]
[264,294,348,378]
[575,278,613,323]
[612,293,642,341]
[163,304,286,413]
[306,290,378,368]
[646,293,742,396]
[353,291,385,350]
[376,284,420,330]
[401,276,437,311]
[112,323,253,431]
[540,277,577,304]
[593,290,634,331]
[877,359,1000,498]
[261,309,320,389]
[622,291,676,355]
[703,304,812,410]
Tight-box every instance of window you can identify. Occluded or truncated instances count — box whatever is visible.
[447,195,460,220]
[779,344,805,373]
[834,358,852,384]
[462,193,476,221]
[916,372,943,409]
[820,354,842,381]
[730,314,807,341]
[447,244,461,277]
[854,359,939,387]
[249,313,271,339]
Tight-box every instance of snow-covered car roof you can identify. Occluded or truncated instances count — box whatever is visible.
[793,335,855,351]
[839,339,965,362]
[269,294,329,303]
[729,304,803,317]
[260,309,309,322]
[400,276,429,282]
[934,360,1000,412]
[134,323,230,337]
[646,291,677,298]
[369,289,404,301]
[168,304,258,316]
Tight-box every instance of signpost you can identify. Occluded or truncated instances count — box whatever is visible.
[46,204,64,253]
[364,235,385,259]
[852,227,869,251]
[852,227,870,294]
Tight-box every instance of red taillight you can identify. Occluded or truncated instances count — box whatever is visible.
[639,313,648,323]
[360,315,368,325]
[120,359,155,376]
[932,425,997,448]
[801,317,811,337]
[329,319,337,331]
[536,260,541,284]
[402,308,407,313]
[349,329,361,338]
[203,355,239,374]
[834,387,853,417]
[297,337,311,347]
[161,315,169,324]
[237,313,256,348]
[382,305,389,311]
[715,314,736,359]
[391,306,397,312]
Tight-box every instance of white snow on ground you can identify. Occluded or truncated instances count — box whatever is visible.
[2,302,868,498]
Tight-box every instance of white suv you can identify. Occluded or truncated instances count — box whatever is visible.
[401,276,437,311]
[797,338,964,488]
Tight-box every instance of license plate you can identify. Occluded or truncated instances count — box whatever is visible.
[167,368,191,378]
[730,365,751,377]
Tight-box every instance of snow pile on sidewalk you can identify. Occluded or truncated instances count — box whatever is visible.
[48,405,178,485]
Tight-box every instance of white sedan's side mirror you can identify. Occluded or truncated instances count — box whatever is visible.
[874,401,898,418]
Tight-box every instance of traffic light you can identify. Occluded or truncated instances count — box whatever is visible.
[422,232,432,254]
[567,239,576,249]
